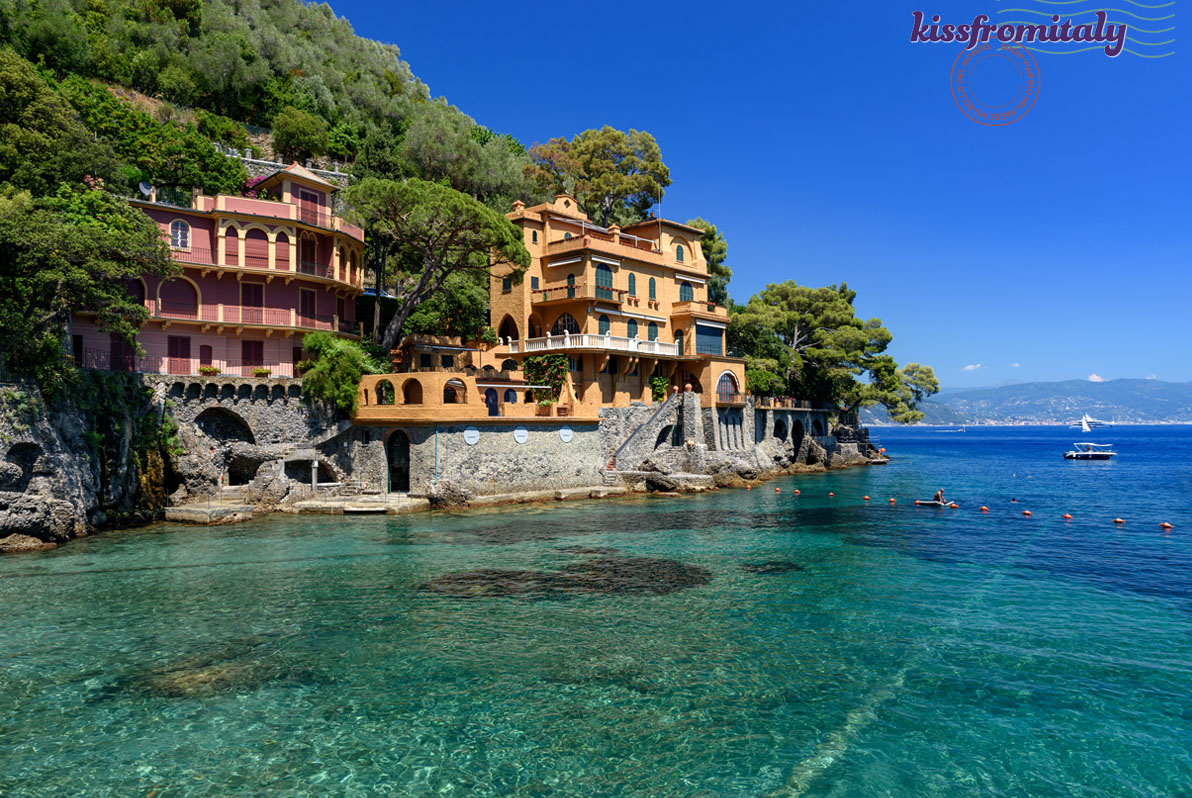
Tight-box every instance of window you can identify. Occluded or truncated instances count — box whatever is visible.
[531,230,538,244]
[552,313,580,335]
[674,330,684,351]
[224,226,239,266]
[336,297,345,319]
[563,232,572,239]
[502,276,512,293]
[504,389,517,403]
[595,264,613,300]
[602,356,618,375]
[627,318,638,338]
[170,220,190,249]
[648,322,659,341]
[568,356,582,372]
[717,372,740,402]
[566,273,575,298]
[598,314,610,335]
[441,354,454,368]
[530,276,539,290]
[628,273,636,296]
[679,282,694,302]
[648,277,657,300]
[419,353,432,370]
[676,244,685,262]
[298,288,316,319]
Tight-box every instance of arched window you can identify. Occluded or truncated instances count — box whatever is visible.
[402,379,422,404]
[504,389,517,404]
[498,316,519,341]
[676,244,685,262]
[679,282,694,302]
[674,330,684,351]
[552,313,580,335]
[170,220,190,250]
[375,380,395,405]
[716,372,740,403]
[500,359,518,372]
[275,232,290,270]
[563,231,572,239]
[484,388,499,416]
[647,322,659,341]
[566,272,575,298]
[628,273,636,296]
[598,314,610,335]
[627,318,638,339]
[595,264,613,299]
[648,277,657,300]
[443,379,466,404]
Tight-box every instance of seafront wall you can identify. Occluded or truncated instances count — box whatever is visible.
[1,376,875,550]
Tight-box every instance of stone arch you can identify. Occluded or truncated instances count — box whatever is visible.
[270,385,285,402]
[202,383,218,400]
[655,424,675,450]
[387,431,410,493]
[252,384,269,402]
[169,382,185,399]
[793,419,805,451]
[375,379,395,405]
[484,387,499,416]
[498,315,519,341]
[219,384,235,401]
[195,407,255,444]
[812,417,826,436]
[402,379,423,405]
[773,417,788,442]
[501,359,518,372]
[443,378,466,404]
[185,383,201,400]
[287,384,302,399]
[236,384,252,401]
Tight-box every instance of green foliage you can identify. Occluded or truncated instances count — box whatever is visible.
[272,105,328,162]
[299,330,382,414]
[0,48,123,195]
[523,354,568,406]
[729,280,938,421]
[478,326,498,346]
[0,184,176,392]
[686,217,731,307]
[344,177,530,350]
[57,74,245,194]
[526,126,671,227]
[396,270,490,342]
[650,375,669,402]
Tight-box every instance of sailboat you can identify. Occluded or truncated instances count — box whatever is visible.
[1071,413,1112,433]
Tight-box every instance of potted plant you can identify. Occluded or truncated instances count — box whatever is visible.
[198,365,221,376]
[535,399,552,416]
[251,366,272,378]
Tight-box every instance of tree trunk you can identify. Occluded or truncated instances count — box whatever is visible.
[372,268,383,345]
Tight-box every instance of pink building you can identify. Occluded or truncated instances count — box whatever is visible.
[72,163,365,378]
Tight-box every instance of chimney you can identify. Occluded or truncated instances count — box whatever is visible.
[511,199,525,213]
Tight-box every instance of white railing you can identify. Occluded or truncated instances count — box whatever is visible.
[506,333,682,357]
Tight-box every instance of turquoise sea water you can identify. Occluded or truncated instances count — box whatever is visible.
[2,425,1191,797]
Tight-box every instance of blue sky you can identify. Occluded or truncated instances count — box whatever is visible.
[329,0,1188,387]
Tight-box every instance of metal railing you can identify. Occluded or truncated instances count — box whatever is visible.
[81,347,296,378]
[508,333,682,357]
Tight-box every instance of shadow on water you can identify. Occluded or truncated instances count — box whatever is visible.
[419,556,713,600]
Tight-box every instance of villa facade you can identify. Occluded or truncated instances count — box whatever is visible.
[71,163,365,378]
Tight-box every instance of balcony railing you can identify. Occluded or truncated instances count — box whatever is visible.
[167,246,357,287]
[533,281,628,304]
[507,333,682,357]
[298,207,333,228]
[146,302,356,336]
[298,312,335,330]
[298,259,333,278]
[716,390,746,405]
[80,348,296,378]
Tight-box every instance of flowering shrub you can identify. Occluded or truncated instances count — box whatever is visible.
[523,354,567,406]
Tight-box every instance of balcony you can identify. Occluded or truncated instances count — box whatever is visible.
[80,347,297,378]
[169,246,359,290]
[147,301,358,336]
[507,333,681,357]
[671,300,729,320]
[532,280,627,305]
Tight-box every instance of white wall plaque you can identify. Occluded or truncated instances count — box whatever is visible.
[559,426,573,443]
[463,427,480,445]
[513,426,529,444]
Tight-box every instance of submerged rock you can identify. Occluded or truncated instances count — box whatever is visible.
[554,545,620,555]
[741,560,803,574]
[420,556,713,600]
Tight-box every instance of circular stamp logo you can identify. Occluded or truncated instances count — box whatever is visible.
[952,42,1039,126]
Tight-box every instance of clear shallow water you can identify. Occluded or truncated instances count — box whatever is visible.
[2,425,1191,797]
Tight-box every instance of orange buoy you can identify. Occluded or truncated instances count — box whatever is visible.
[949,502,959,508]
[889,498,897,504]
[1113,518,1125,524]
[1022,510,1032,517]
[980,506,989,513]
[829,492,835,497]
[747,485,752,491]
[1062,513,1072,520]
[776,488,781,493]
[1160,522,1173,530]
[879,448,885,453]
[794,489,801,495]
[914,500,921,506]
[863,495,870,501]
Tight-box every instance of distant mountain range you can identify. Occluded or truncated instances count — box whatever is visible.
[862,379,1192,425]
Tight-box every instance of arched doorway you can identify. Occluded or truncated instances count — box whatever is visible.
[485,387,499,416]
[716,372,740,403]
[812,418,826,436]
[498,316,519,341]
[552,313,580,336]
[387,431,410,493]
[773,417,788,442]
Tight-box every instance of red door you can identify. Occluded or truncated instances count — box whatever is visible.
[241,283,263,324]
[241,340,264,377]
[167,335,191,375]
[298,190,321,226]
